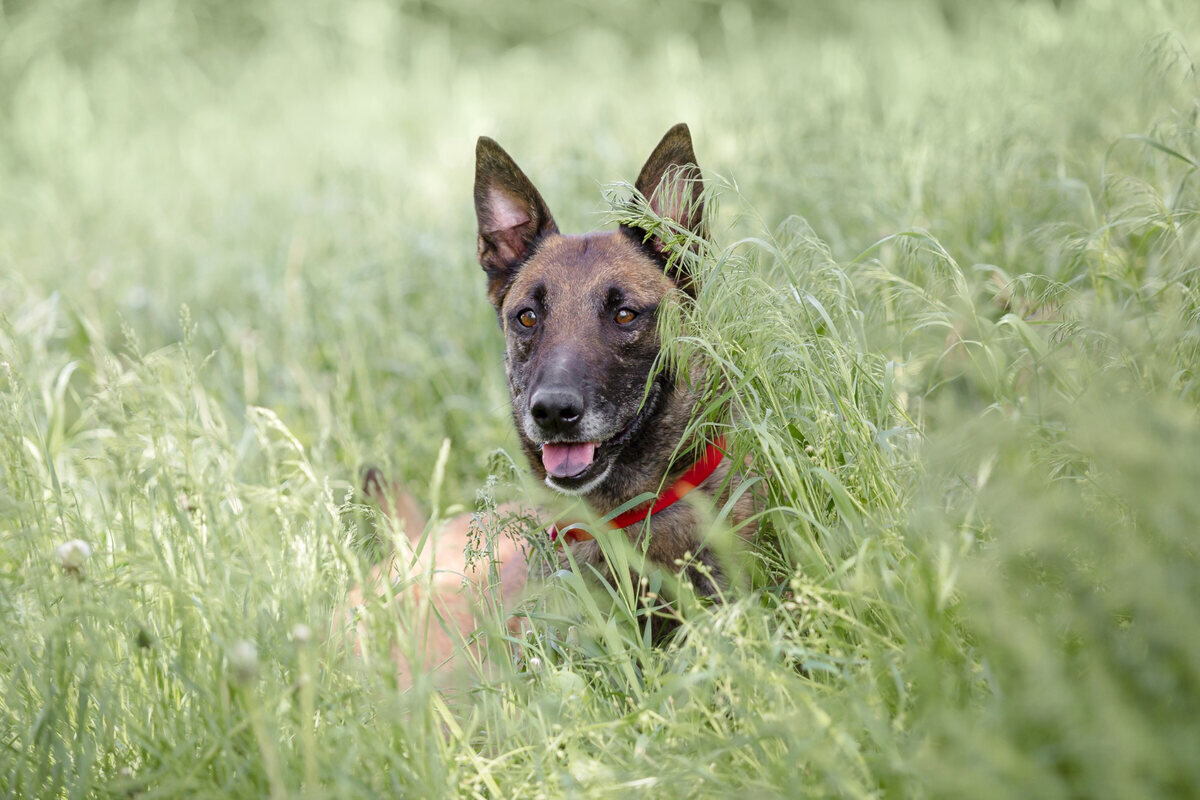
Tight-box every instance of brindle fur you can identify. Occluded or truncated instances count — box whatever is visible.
[474,124,757,597]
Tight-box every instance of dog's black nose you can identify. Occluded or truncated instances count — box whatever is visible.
[530,388,583,434]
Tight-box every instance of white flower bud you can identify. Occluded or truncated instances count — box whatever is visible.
[291,624,312,644]
[230,640,258,683]
[56,539,92,573]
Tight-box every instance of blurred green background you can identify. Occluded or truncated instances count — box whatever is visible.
[3,1,1200,797]
[3,0,1185,497]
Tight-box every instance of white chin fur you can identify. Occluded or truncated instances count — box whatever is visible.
[545,464,613,496]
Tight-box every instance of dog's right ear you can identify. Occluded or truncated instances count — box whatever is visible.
[474,137,558,307]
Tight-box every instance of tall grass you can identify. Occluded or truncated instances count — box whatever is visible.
[2,0,1199,796]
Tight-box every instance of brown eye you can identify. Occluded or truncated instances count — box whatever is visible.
[517,309,538,328]
[614,308,637,325]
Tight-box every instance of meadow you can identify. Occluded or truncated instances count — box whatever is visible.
[2,0,1200,796]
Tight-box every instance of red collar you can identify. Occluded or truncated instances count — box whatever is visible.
[549,437,727,544]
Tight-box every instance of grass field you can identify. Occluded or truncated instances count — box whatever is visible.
[3,0,1200,796]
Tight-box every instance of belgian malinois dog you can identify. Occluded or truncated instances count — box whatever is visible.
[354,125,756,681]
[473,123,757,596]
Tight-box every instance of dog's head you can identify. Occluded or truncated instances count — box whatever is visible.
[473,124,705,496]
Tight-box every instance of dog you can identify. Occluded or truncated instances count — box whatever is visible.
[474,123,757,597]
[352,125,757,682]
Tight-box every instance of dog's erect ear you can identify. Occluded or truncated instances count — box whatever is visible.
[631,123,706,252]
[474,137,558,307]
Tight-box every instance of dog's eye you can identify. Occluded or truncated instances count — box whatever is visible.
[614,308,637,325]
[517,309,538,328]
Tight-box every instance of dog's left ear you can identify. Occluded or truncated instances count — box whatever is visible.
[475,137,559,308]
[627,123,706,278]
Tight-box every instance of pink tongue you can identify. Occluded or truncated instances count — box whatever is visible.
[542,442,597,478]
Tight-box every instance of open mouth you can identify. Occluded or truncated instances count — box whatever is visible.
[541,441,598,479]
[534,379,663,490]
